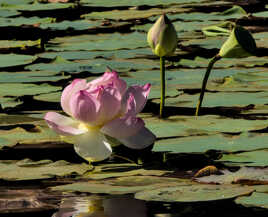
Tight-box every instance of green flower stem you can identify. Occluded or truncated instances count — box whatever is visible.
[160,56,166,118]
[195,55,221,116]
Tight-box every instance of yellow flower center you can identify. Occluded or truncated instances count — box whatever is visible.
[78,123,101,131]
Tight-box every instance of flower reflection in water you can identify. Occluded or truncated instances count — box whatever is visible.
[52,195,147,217]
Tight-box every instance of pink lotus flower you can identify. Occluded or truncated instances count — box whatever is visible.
[44,69,156,162]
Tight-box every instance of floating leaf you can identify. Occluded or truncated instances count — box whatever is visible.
[0,159,91,181]
[153,132,268,153]
[235,192,268,209]
[135,184,253,202]
[196,167,268,184]
[218,150,268,167]
[51,176,189,195]
[0,54,37,68]
[84,163,170,180]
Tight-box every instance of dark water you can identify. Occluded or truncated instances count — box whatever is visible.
[51,195,268,217]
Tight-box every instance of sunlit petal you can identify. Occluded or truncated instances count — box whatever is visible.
[94,85,122,125]
[61,79,87,116]
[73,130,112,162]
[87,69,127,95]
[44,112,86,135]
[69,90,100,123]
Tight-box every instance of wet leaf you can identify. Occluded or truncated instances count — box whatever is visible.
[0,54,37,68]
[218,150,268,167]
[153,132,268,153]
[196,167,268,184]
[135,184,253,202]
[0,123,62,148]
[82,7,189,21]
[235,192,268,209]
[84,163,170,180]
[51,176,189,195]
[0,159,91,181]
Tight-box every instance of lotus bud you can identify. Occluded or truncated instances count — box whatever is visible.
[147,14,177,57]
[219,25,256,58]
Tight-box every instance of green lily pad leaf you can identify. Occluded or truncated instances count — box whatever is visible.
[34,91,61,103]
[143,115,197,139]
[0,97,23,109]
[38,51,105,60]
[0,83,61,108]
[0,124,62,148]
[172,91,268,108]
[202,21,233,37]
[0,17,53,27]
[0,54,37,68]
[0,83,61,97]
[81,0,198,7]
[153,132,268,153]
[218,150,268,167]
[79,58,156,73]
[84,163,170,180]
[0,39,41,50]
[0,9,20,18]
[196,167,268,184]
[174,115,268,133]
[39,48,152,60]
[14,2,73,11]
[0,159,91,181]
[253,10,268,18]
[82,7,189,21]
[49,32,147,52]
[183,36,227,50]
[51,176,189,195]
[0,71,70,83]
[220,5,247,16]
[169,6,246,23]
[40,20,102,31]
[25,56,96,74]
[176,56,268,69]
[0,0,35,7]
[110,176,181,186]
[235,192,268,209]
[0,114,42,125]
[135,184,254,202]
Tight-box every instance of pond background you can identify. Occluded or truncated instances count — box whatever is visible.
[1,0,268,216]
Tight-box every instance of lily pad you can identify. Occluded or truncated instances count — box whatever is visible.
[0,71,70,83]
[135,184,253,202]
[81,0,199,7]
[218,150,268,167]
[153,132,268,153]
[174,115,268,133]
[84,163,170,180]
[196,167,268,184]
[0,83,61,97]
[0,159,91,181]
[48,32,147,52]
[82,7,189,21]
[0,54,37,68]
[51,176,189,195]
[235,192,268,209]
[0,124,62,148]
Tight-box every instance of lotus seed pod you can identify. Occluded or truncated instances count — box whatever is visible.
[219,25,256,58]
[147,14,177,57]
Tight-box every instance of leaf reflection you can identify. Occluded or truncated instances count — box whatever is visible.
[52,195,147,217]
